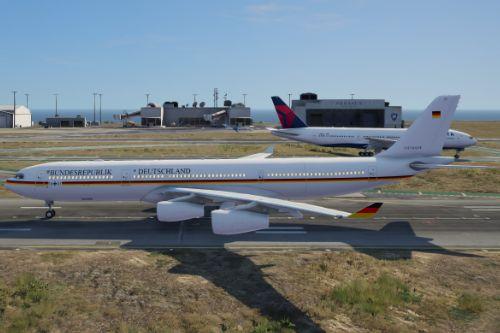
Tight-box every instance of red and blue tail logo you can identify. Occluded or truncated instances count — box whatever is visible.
[271,96,307,128]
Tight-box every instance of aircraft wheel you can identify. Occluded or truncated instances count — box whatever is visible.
[358,151,365,156]
[368,152,374,156]
[45,209,56,219]
[454,153,460,159]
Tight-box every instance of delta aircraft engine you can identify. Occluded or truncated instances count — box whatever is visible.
[156,201,269,235]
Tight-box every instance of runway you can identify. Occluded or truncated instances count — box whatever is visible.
[0,197,498,251]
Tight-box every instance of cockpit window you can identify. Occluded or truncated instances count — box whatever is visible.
[14,173,24,180]
[469,136,474,139]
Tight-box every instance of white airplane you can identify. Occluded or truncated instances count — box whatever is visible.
[269,96,477,157]
[5,95,477,235]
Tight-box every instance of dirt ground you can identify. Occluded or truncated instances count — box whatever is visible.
[0,249,498,333]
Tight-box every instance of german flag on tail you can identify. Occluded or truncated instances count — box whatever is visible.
[432,110,441,119]
[348,202,383,219]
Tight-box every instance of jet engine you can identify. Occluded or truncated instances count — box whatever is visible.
[156,201,204,222]
[211,209,269,235]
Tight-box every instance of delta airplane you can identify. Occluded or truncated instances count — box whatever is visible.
[269,97,477,157]
[5,95,476,235]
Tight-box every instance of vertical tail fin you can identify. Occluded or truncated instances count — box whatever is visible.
[271,96,307,128]
[379,95,460,157]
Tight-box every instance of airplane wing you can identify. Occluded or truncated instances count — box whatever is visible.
[165,187,382,219]
[366,137,396,150]
[239,145,274,159]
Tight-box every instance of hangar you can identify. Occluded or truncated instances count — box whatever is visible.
[0,105,32,128]
[292,93,403,128]
[45,115,87,127]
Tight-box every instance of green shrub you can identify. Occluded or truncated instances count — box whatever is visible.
[13,274,49,306]
[326,272,421,316]
[251,318,295,333]
[450,292,484,320]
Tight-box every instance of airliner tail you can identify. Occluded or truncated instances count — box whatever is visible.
[271,96,307,128]
[379,95,460,158]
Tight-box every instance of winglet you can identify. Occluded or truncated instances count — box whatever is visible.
[271,96,307,129]
[348,202,383,219]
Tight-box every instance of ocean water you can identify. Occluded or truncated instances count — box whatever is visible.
[31,108,499,124]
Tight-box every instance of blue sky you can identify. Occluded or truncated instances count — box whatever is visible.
[1,0,499,110]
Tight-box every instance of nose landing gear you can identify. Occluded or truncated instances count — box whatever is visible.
[454,149,463,160]
[45,201,56,219]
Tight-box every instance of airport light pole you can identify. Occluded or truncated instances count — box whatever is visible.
[193,94,197,103]
[12,91,17,128]
[93,92,97,124]
[350,93,355,100]
[145,93,150,105]
[288,93,292,107]
[243,93,247,106]
[24,93,29,108]
[98,93,102,125]
[53,93,59,117]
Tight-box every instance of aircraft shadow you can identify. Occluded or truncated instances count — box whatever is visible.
[0,218,481,332]
[166,248,325,332]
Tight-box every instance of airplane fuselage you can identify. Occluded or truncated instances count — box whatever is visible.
[271,127,476,150]
[5,156,448,204]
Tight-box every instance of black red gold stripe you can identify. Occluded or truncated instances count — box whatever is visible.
[5,175,412,186]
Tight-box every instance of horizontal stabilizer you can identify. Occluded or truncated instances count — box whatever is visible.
[348,202,383,219]
[240,145,274,159]
[410,163,491,170]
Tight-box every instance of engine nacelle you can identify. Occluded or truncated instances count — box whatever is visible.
[211,209,269,235]
[157,201,204,222]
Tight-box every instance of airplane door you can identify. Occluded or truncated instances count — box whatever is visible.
[121,170,131,185]
[368,166,377,178]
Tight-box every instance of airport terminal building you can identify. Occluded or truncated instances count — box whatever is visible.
[292,93,403,128]
[118,101,252,128]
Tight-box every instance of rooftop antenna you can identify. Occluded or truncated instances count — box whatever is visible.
[223,93,228,101]
[288,93,292,107]
[350,93,355,100]
[53,93,59,117]
[145,93,151,105]
[24,93,29,109]
[193,93,197,103]
[243,93,247,106]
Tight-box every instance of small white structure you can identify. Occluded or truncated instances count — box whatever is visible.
[0,105,32,128]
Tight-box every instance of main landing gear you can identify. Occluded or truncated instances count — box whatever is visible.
[45,201,56,219]
[454,149,463,160]
[358,151,374,157]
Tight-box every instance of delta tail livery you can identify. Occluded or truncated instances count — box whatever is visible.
[270,96,476,157]
[6,95,473,235]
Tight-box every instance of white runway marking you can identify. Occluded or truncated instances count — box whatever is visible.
[0,228,31,232]
[464,206,500,209]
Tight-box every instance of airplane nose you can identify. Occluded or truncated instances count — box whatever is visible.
[471,137,478,146]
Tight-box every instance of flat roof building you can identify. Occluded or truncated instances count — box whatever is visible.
[0,105,32,128]
[117,101,252,128]
[163,101,251,127]
[292,93,403,128]
[45,115,87,128]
